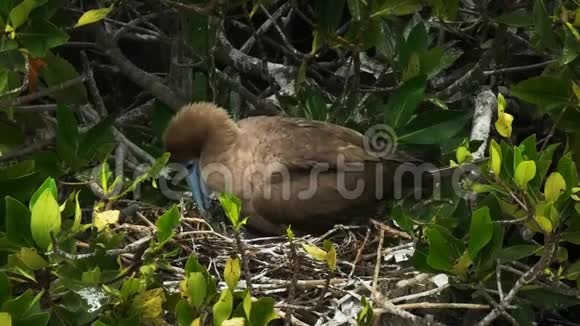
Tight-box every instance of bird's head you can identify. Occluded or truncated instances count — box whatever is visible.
[162,102,235,216]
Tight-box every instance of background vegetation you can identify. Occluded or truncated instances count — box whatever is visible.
[1,0,580,325]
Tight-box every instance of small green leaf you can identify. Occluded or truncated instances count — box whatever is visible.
[489,139,502,176]
[30,189,61,250]
[398,110,471,144]
[56,104,80,166]
[371,0,423,17]
[346,0,361,20]
[467,207,493,259]
[71,191,82,233]
[224,256,241,290]
[535,215,553,233]
[130,288,165,320]
[456,146,471,164]
[357,297,374,326]
[14,247,48,270]
[219,192,242,229]
[431,0,458,20]
[249,297,281,326]
[496,9,534,27]
[156,205,180,245]
[5,196,32,246]
[302,243,327,261]
[515,160,536,189]
[212,289,233,326]
[495,112,514,138]
[187,272,207,309]
[426,227,459,271]
[93,210,119,231]
[385,75,426,130]
[9,0,43,29]
[0,312,11,326]
[18,19,69,57]
[29,177,57,210]
[499,244,542,263]
[286,225,295,240]
[511,76,571,109]
[544,172,566,202]
[81,266,101,285]
[74,6,114,28]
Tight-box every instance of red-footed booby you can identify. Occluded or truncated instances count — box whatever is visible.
[163,102,445,235]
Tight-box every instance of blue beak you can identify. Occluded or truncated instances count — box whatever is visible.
[186,160,211,216]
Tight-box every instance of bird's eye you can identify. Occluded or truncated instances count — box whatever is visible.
[186,161,195,171]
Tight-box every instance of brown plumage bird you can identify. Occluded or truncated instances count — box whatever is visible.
[163,102,443,235]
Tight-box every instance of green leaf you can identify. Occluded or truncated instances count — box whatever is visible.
[371,0,423,17]
[14,247,48,270]
[249,297,280,326]
[212,289,233,326]
[77,116,114,161]
[515,160,536,189]
[535,143,560,185]
[175,300,194,326]
[499,244,542,262]
[302,243,327,262]
[74,6,113,28]
[431,0,458,20]
[357,297,374,326]
[71,191,81,233]
[224,256,241,290]
[467,207,493,259]
[489,139,502,176]
[30,188,60,250]
[535,215,553,233]
[5,196,32,246]
[496,9,534,27]
[314,0,345,34]
[40,51,87,105]
[120,278,143,301]
[187,272,207,309]
[17,19,69,57]
[0,312,10,325]
[56,104,80,166]
[544,172,566,202]
[518,134,538,161]
[29,177,57,210]
[156,205,180,245]
[346,0,361,21]
[385,75,426,130]
[130,288,165,321]
[533,0,558,50]
[218,192,242,228]
[563,230,580,244]
[81,266,101,285]
[93,210,119,231]
[398,110,470,144]
[426,227,460,271]
[9,0,45,29]
[511,76,572,109]
[557,152,577,194]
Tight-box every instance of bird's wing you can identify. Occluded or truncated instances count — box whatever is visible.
[240,116,411,172]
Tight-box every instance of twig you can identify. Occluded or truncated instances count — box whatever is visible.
[81,51,108,118]
[0,138,53,163]
[475,234,558,326]
[234,231,253,295]
[371,228,385,295]
[0,75,87,109]
[483,60,556,76]
[470,90,495,160]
